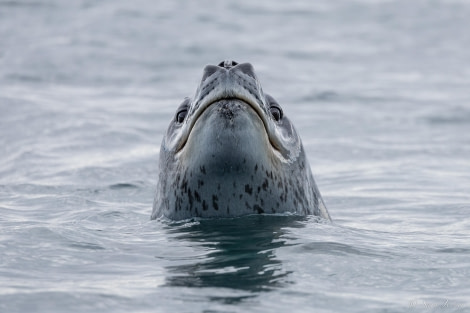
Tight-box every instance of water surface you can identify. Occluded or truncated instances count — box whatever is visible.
[1,0,469,312]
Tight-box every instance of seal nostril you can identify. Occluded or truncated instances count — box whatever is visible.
[218,60,238,69]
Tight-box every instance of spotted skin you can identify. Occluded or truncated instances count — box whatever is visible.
[152,61,330,220]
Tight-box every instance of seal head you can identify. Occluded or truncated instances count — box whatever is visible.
[152,60,330,220]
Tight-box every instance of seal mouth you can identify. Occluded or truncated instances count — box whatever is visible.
[176,96,280,155]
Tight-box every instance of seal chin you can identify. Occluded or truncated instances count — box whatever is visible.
[178,99,276,168]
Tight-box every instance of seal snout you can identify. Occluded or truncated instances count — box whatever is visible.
[201,61,258,83]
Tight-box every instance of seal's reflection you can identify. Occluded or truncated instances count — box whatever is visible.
[164,215,305,296]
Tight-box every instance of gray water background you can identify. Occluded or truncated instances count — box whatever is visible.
[1,0,470,312]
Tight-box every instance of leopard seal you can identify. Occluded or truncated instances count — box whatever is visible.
[151,60,330,220]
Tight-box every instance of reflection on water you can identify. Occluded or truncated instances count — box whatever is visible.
[163,215,305,299]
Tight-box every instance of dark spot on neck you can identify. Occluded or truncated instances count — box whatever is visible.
[254,204,264,214]
[262,178,269,191]
[245,184,253,195]
[212,195,219,211]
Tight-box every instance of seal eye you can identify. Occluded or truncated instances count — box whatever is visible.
[270,106,283,121]
[175,98,191,124]
[176,109,188,123]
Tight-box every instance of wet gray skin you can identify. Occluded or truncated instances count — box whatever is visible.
[152,60,330,220]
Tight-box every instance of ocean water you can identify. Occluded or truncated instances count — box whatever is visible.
[1,0,470,312]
